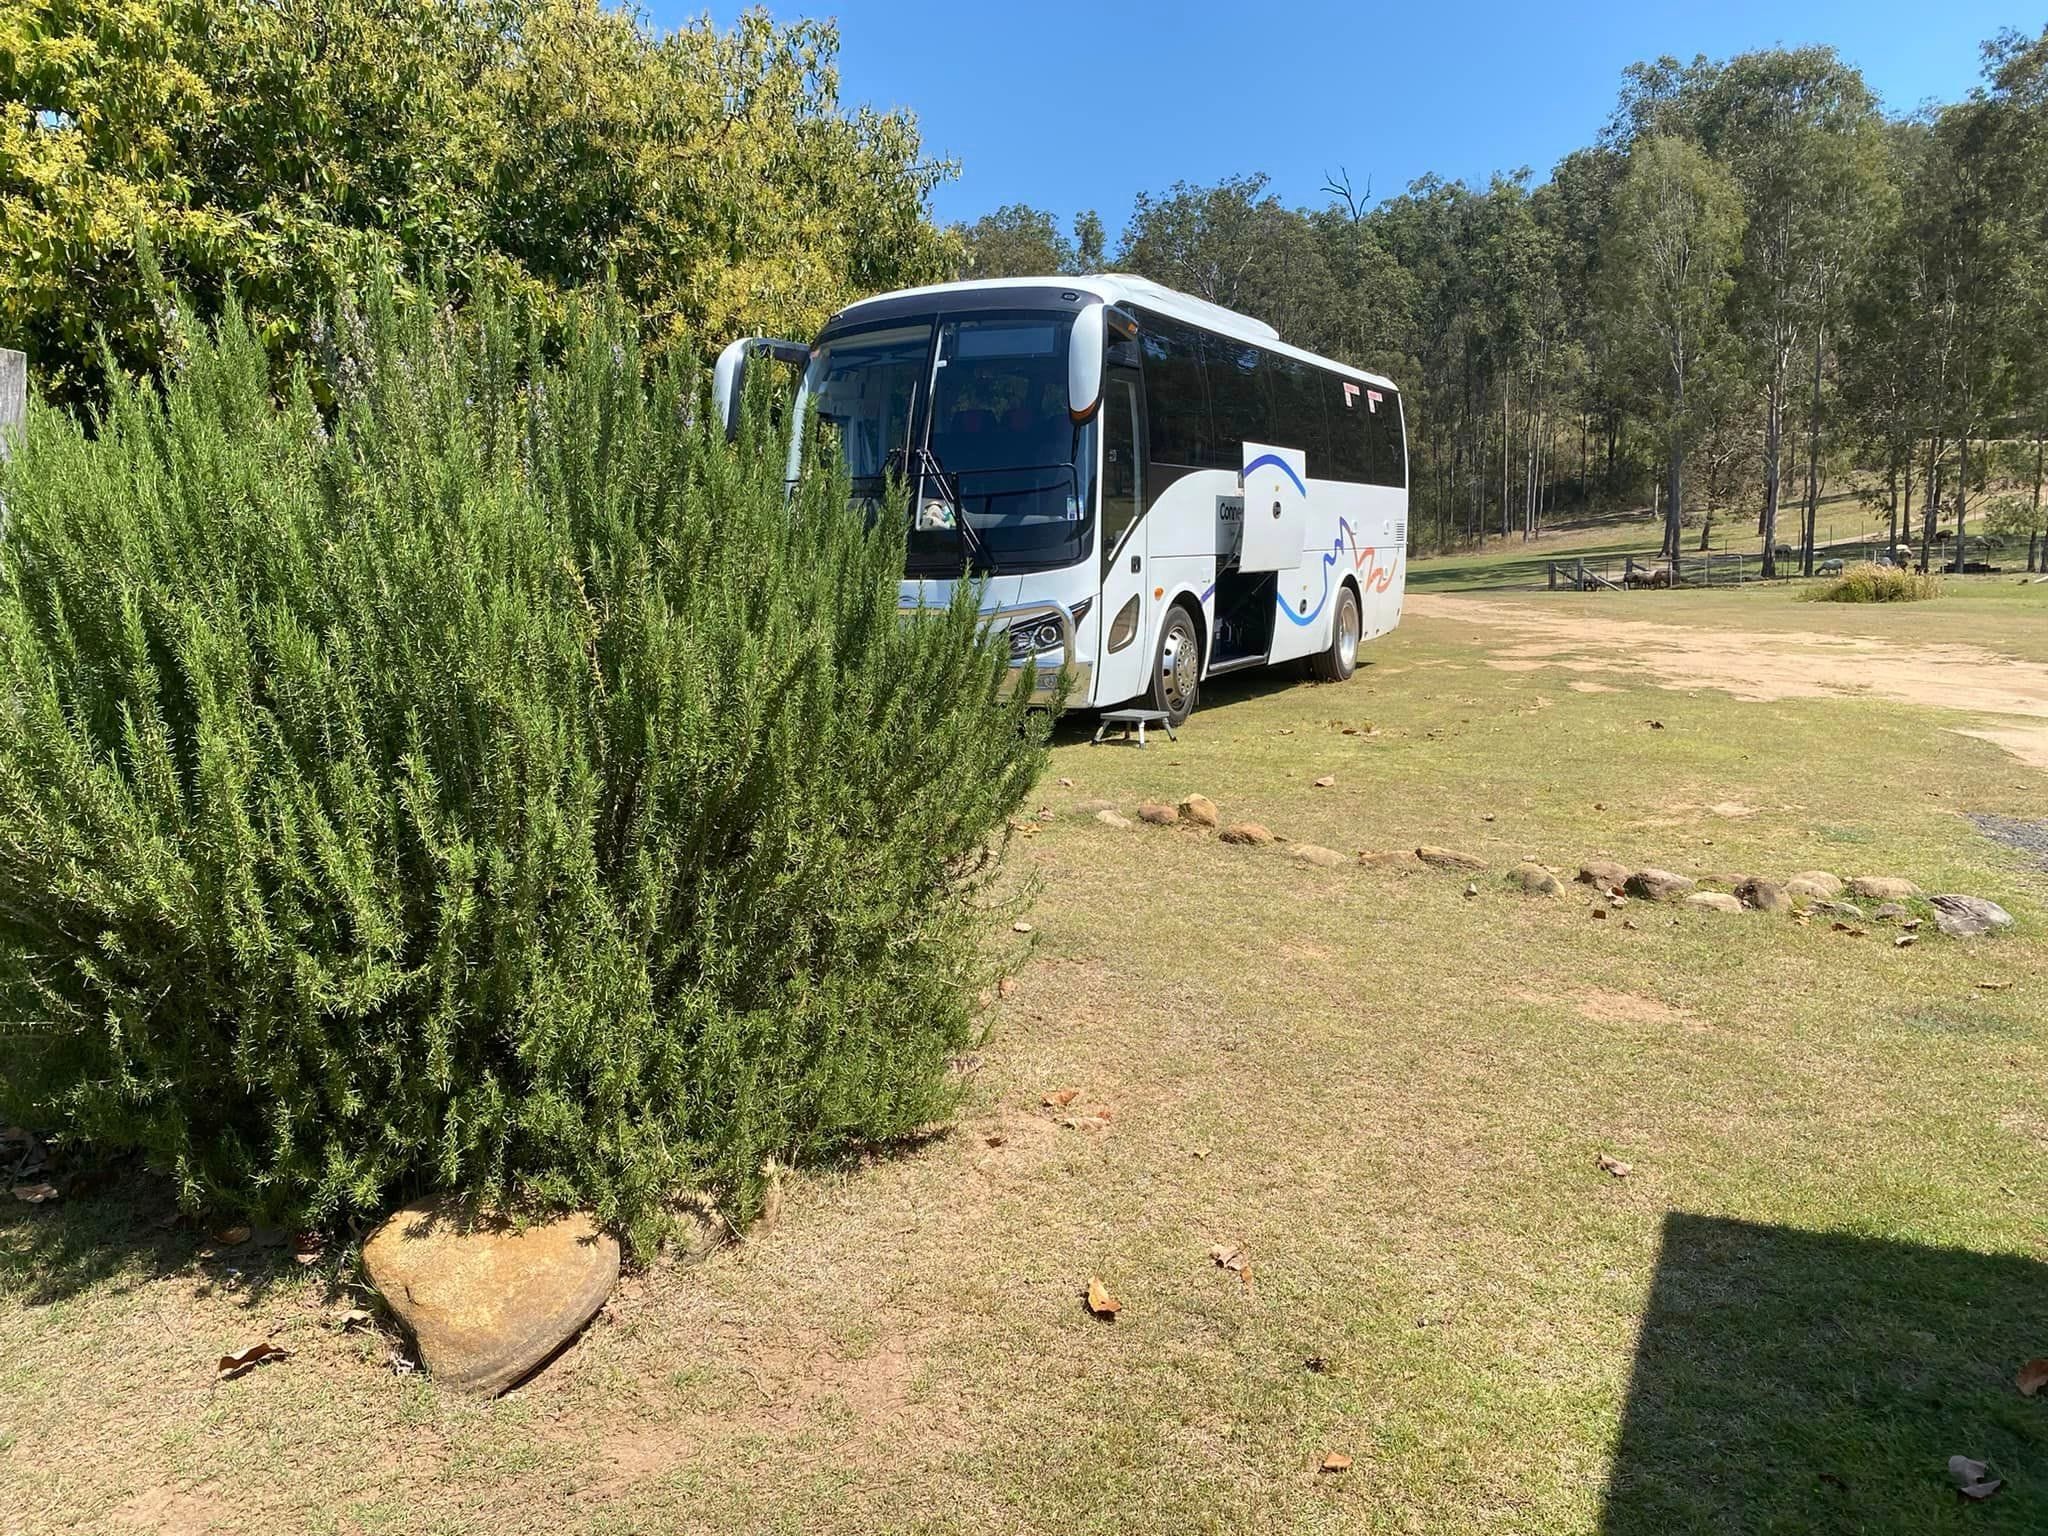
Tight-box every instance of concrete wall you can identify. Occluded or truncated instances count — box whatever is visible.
[0,347,23,457]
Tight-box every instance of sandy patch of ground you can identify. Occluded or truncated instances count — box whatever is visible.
[1575,988,1694,1028]
[1410,594,2048,770]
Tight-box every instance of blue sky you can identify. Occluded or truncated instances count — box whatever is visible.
[670,1,2029,236]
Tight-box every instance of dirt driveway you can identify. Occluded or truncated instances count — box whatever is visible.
[1409,593,2048,770]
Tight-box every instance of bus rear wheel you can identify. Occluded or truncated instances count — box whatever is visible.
[1309,584,1360,682]
[1150,604,1200,727]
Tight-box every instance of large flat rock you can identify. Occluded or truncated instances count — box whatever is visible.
[362,1198,619,1396]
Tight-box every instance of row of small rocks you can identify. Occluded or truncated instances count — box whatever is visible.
[1567,861,2012,938]
[1075,793,1357,867]
[1071,793,2014,939]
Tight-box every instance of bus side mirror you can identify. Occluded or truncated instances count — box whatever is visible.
[1068,305,1105,423]
[712,337,808,440]
[712,337,752,440]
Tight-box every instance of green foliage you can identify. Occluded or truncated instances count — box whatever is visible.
[956,204,1097,279]
[1801,562,1940,603]
[0,271,1048,1251]
[0,1,960,410]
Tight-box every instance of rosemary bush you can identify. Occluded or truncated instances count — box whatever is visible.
[0,276,1046,1250]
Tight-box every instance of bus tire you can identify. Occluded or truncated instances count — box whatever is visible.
[1150,603,1200,727]
[1309,583,1360,683]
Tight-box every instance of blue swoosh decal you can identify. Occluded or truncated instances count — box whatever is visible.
[1242,453,1308,498]
[1276,535,1346,627]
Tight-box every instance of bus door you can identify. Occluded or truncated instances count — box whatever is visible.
[1093,351,1151,706]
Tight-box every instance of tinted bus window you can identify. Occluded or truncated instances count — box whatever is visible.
[1137,315,1213,468]
[1202,333,1272,465]
[1265,356,1329,473]
[1322,371,1373,482]
[1365,386,1406,487]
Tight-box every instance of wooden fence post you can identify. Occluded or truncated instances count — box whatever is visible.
[0,348,23,459]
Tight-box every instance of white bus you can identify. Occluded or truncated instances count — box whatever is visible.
[715,274,1407,727]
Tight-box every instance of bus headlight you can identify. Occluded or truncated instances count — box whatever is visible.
[1008,617,1065,660]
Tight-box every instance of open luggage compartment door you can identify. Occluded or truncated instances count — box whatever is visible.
[1238,442,1307,572]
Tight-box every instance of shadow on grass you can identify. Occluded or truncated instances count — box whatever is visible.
[1602,1213,2048,1534]
[0,1155,322,1309]
[1052,657,1384,749]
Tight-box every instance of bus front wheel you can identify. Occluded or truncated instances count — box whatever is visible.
[1150,604,1200,727]
[1309,584,1360,683]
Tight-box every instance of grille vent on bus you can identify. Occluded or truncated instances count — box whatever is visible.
[1395,521,1407,546]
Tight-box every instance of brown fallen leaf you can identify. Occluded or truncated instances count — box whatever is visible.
[2018,1357,2048,1397]
[1209,1243,1254,1294]
[1948,1455,2001,1500]
[1645,720,1665,730]
[11,1182,59,1204]
[1596,1153,1632,1178]
[1978,980,2012,992]
[1061,1113,1114,1133]
[983,1134,1006,1148]
[997,977,1018,999]
[1313,774,1336,788]
[1057,777,1074,788]
[213,1225,252,1246]
[217,1341,291,1381]
[1831,923,1866,938]
[1303,1355,1327,1373]
[1085,1275,1120,1318]
[1901,917,1921,931]
[292,1232,324,1266]
[1320,1452,1353,1473]
[1622,919,1639,930]
[1591,907,1609,920]
[1894,934,1915,948]
[335,1309,374,1333]
[1042,1088,1079,1108]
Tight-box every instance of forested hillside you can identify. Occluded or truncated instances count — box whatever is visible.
[962,37,2048,572]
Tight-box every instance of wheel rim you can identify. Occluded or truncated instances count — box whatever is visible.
[1337,593,1361,670]
[1159,618,1196,716]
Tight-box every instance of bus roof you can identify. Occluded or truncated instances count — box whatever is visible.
[824,274,1399,393]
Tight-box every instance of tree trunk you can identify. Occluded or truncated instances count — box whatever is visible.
[1501,389,1509,542]
[1579,411,1589,512]
[1800,326,1823,577]
[1902,440,1913,559]
[1759,354,1785,570]
[2032,426,2043,573]
[1922,437,1940,572]
[1956,431,1969,573]
[1665,429,1683,563]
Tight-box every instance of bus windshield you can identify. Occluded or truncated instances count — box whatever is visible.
[805,310,1095,577]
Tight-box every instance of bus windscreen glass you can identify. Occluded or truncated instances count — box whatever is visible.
[807,311,1096,577]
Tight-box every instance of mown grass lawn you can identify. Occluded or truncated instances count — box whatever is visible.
[4,562,2047,1534]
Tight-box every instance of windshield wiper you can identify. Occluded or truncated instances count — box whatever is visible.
[913,444,995,575]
